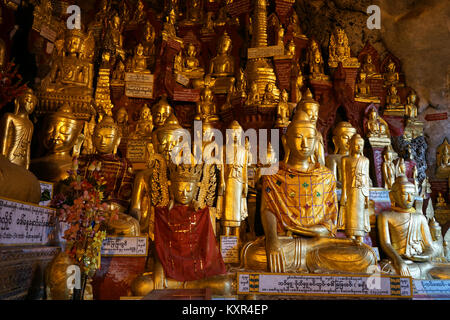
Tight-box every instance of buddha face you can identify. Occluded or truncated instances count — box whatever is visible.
[369,110,377,120]
[171,180,197,205]
[391,183,416,209]
[43,117,82,153]
[384,150,394,162]
[333,128,355,154]
[219,37,231,54]
[359,72,367,81]
[365,55,372,64]
[136,44,144,56]
[140,106,151,120]
[19,93,37,114]
[187,44,196,57]
[152,105,172,127]
[93,126,120,154]
[351,137,364,155]
[301,103,319,125]
[66,36,81,54]
[157,130,180,160]
[116,109,128,124]
[281,90,288,102]
[202,87,213,102]
[408,93,417,104]
[287,126,316,160]
[390,86,397,95]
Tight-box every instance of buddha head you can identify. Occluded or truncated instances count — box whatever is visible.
[283,110,317,163]
[42,104,84,154]
[349,134,364,155]
[390,175,416,210]
[297,88,319,125]
[200,86,214,103]
[407,91,417,105]
[228,120,243,144]
[365,54,373,65]
[359,72,367,82]
[167,8,176,24]
[389,85,398,95]
[153,113,183,161]
[112,13,121,30]
[383,145,395,163]
[186,43,197,58]
[115,107,128,125]
[135,43,144,56]
[218,31,232,55]
[15,88,37,115]
[335,27,345,45]
[332,122,356,155]
[281,89,288,102]
[139,104,151,121]
[65,29,84,55]
[386,59,396,73]
[152,95,173,128]
[93,116,121,155]
[169,162,202,205]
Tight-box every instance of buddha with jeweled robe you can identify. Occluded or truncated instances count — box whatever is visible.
[0,88,37,169]
[325,121,357,187]
[328,27,359,68]
[30,104,84,183]
[378,176,450,279]
[78,116,140,236]
[209,31,235,93]
[241,110,377,274]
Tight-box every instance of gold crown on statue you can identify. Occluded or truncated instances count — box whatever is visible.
[169,161,203,183]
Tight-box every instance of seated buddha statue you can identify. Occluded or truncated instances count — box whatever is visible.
[307,40,329,81]
[275,90,290,128]
[40,28,94,96]
[366,108,390,139]
[355,72,380,103]
[152,95,174,130]
[262,83,278,105]
[209,31,235,93]
[194,86,219,123]
[78,116,140,236]
[328,27,359,68]
[245,81,261,106]
[103,13,125,64]
[362,54,382,80]
[175,43,204,81]
[241,111,377,274]
[436,192,447,208]
[129,43,150,73]
[30,104,84,183]
[436,138,450,179]
[162,9,178,41]
[325,121,357,187]
[0,88,37,169]
[115,106,129,138]
[383,59,402,87]
[378,175,450,279]
[385,85,403,110]
[295,88,325,165]
[133,104,153,139]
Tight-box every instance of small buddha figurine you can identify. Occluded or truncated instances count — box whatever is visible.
[240,110,377,274]
[293,67,304,103]
[78,116,140,236]
[115,107,129,138]
[104,13,125,64]
[152,95,174,129]
[0,89,37,169]
[201,11,215,34]
[378,175,450,279]
[133,104,153,138]
[275,90,290,128]
[362,54,382,79]
[132,0,147,24]
[221,121,252,236]
[366,108,390,139]
[325,121,357,186]
[262,83,278,105]
[436,138,450,179]
[142,21,156,69]
[185,0,203,24]
[288,11,305,38]
[382,145,396,190]
[296,88,325,165]
[383,59,401,87]
[328,27,359,68]
[355,72,380,103]
[29,104,84,182]
[130,43,150,73]
[340,134,371,243]
[162,9,178,41]
[307,40,328,81]
[209,31,235,93]
[173,51,183,74]
[277,26,285,46]
[112,60,125,83]
[405,91,418,119]
[235,68,247,98]
[80,115,96,155]
[194,86,219,122]
[246,81,261,106]
[385,85,402,109]
[178,43,204,80]
[286,40,296,57]
[436,192,447,208]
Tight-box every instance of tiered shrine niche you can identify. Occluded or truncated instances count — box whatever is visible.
[0,0,449,300]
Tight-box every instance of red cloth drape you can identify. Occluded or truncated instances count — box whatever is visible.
[154,205,226,281]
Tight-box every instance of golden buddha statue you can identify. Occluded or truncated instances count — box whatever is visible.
[175,43,205,81]
[201,11,215,34]
[152,95,174,129]
[235,68,247,99]
[436,138,450,179]
[288,11,306,39]
[194,85,219,123]
[378,175,450,279]
[328,27,360,68]
[131,0,147,24]
[241,110,376,274]
[0,88,37,169]
[246,81,261,106]
[142,21,156,68]
[112,60,125,85]
[294,67,304,103]
[385,85,403,112]
[133,104,154,138]
[277,26,285,46]
[307,40,328,81]
[296,88,325,165]
[130,43,150,73]
[405,91,418,119]
[275,90,291,128]
[355,72,380,103]
[115,107,129,138]
[162,9,178,41]
[78,116,140,236]
[221,121,251,236]
[340,134,371,243]
[30,104,84,183]
[209,31,235,93]
[285,40,296,57]
[184,0,203,24]
[383,59,402,87]
[262,82,278,105]
[104,13,125,64]
[436,192,447,208]
[382,145,397,190]
[40,28,94,96]
[325,121,357,187]
[80,115,96,155]
[362,54,382,79]
[366,108,390,139]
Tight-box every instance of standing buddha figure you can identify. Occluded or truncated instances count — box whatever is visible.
[325,121,357,187]
[0,89,37,169]
[209,31,235,93]
[275,90,290,128]
[382,145,397,190]
[405,91,418,119]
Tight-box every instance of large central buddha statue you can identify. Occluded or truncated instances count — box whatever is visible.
[241,111,377,274]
